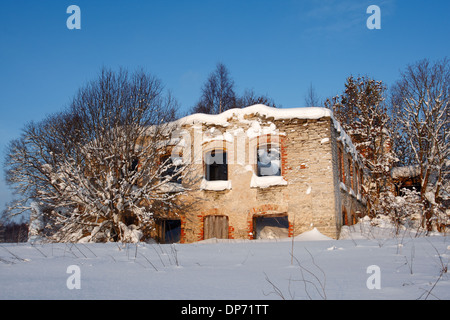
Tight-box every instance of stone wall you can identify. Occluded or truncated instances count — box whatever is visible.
[174,110,365,243]
[330,119,367,237]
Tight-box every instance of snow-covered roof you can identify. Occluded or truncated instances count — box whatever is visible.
[391,160,449,180]
[391,165,421,179]
[173,104,363,167]
[177,104,332,126]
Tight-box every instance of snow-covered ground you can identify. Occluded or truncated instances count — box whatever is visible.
[0,218,449,300]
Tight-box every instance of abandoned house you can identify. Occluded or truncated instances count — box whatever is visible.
[26,104,369,243]
[155,104,367,243]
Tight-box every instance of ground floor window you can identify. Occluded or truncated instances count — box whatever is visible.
[157,219,181,243]
[253,214,289,239]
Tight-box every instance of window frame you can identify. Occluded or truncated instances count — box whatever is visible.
[338,145,345,184]
[204,148,228,182]
[160,153,182,184]
[256,143,282,177]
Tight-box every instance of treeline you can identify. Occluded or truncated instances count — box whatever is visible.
[323,58,449,232]
[190,62,278,114]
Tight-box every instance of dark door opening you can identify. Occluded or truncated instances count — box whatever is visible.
[253,214,289,239]
[158,219,181,243]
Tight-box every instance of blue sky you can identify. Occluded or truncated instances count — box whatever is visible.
[1,0,449,217]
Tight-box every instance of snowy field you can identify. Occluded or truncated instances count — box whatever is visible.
[0,218,449,301]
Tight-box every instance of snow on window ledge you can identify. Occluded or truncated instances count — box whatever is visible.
[200,179,232,191]
[250,174,287,189]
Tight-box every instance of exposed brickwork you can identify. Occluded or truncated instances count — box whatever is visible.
[179,215,186,244]
[177,111,367,243]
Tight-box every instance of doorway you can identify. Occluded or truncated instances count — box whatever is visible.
[158,219,181,243]
[203,215,229,240]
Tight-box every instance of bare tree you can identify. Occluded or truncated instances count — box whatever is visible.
[304,83,322,107]
[325,76,396,217]
[191,63,279,114]
[237,89,278,108]
[390,58,450,232]
[192,63,237,114]
[4,68,188,242]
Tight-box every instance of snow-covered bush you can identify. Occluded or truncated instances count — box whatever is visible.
[391,58,450,231]
[4,68,189,243]
[374,188,424,234]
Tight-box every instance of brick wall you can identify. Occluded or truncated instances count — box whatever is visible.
[178,112,366,243]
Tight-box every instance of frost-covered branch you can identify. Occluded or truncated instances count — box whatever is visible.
[4,68,190,242]
[391,58,450,231]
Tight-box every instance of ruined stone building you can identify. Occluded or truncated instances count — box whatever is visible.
[155,104,367,243]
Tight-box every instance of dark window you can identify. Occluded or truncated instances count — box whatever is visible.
[161,155,182,184]
[159,219,181,244]
[129,158,139,172]
[121,158,139,181]
[257,144,281,177]
[397,184,421,196]
[338,146,345,183]
[342,208,349,226]
[205,149,228,181]
[348,158,353,189]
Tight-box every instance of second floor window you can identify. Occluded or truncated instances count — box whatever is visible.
[205,149,228,181]
[160,154,182,184]
[257,144,281,177]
